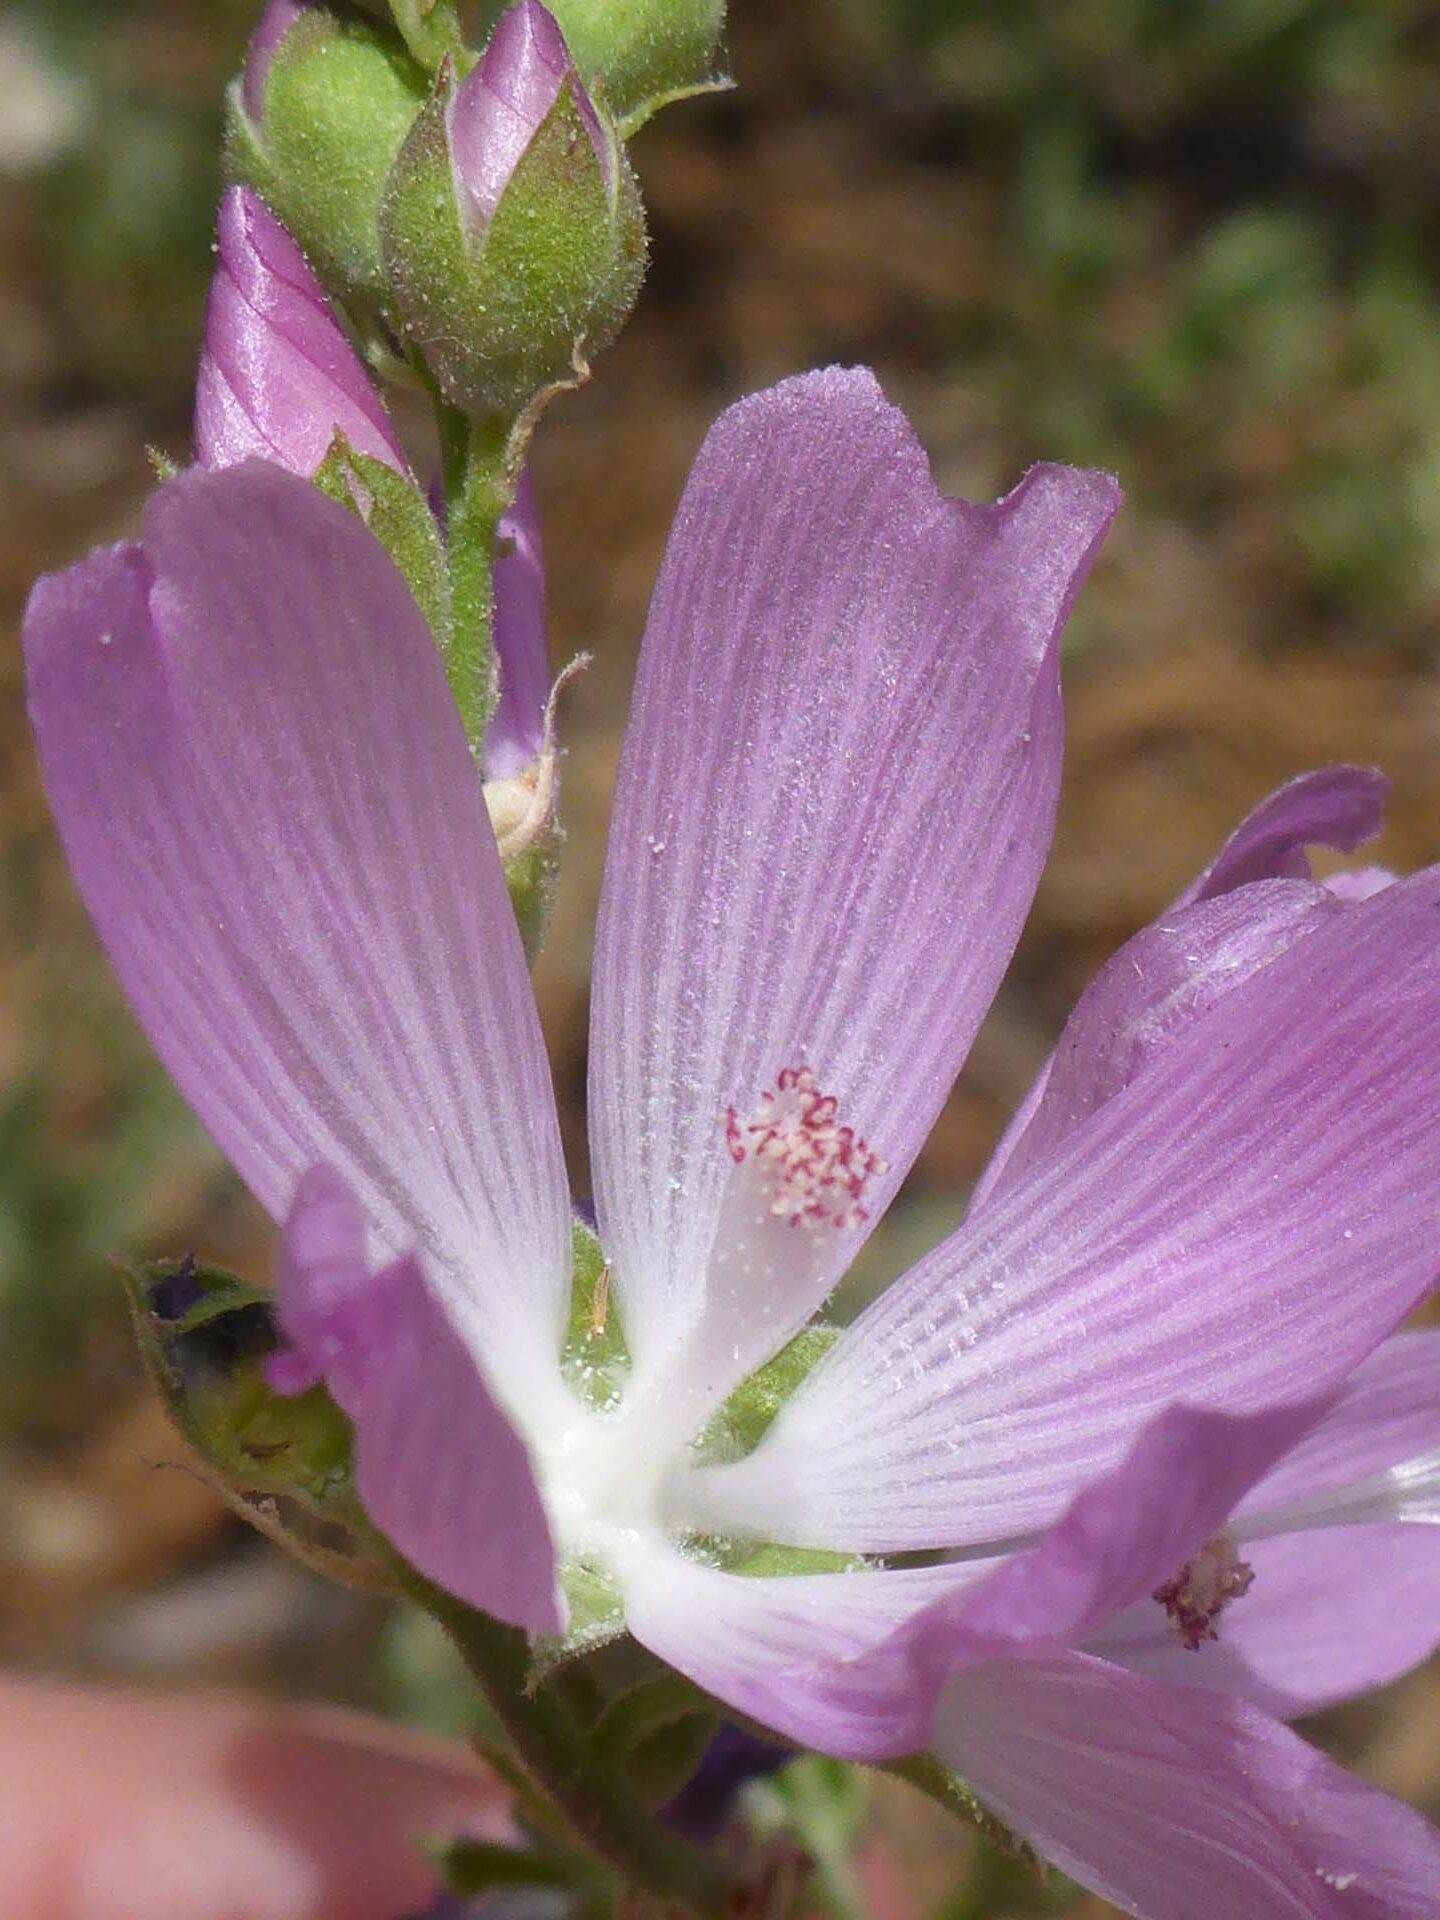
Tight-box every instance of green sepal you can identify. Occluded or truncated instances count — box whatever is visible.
[147,446,180,482]
[121,1257,352,1502]
[387,0,465,70]
[588,1668,718,1809]
[698,1323,839,1462]
[225,11,428,316]
[380,64,647,415]
[312,438,453,657]
[723,1542,861,1577]
[516,1218,635,1678]
[119,1258,390,1592]
[483,0,727,130]
[616,74,735,141]
[504,827,560,966]
[561,1217,630,1408]
[424,1836,577,1899]
[531,1558,627,1678]
[887,1753,1041,1875]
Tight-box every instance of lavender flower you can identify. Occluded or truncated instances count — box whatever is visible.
[195,186,407,479]
[26,369,1440,1914]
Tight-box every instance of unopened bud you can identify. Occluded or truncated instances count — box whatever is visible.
[196,186,407,479]
[240,0,313,122]
[380,1,646,415]
[226,0,429,313]
[125,1256,357,1517]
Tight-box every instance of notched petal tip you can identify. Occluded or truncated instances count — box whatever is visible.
[998,460,1123,542]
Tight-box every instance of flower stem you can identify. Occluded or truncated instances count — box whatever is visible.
[411,1573,739,1916]
[437,405,517,756]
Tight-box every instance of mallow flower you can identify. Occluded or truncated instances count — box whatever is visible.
[25,368,1440,1917]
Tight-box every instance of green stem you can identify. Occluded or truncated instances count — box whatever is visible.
[438,406,517,756]
[389,0,465,70]
[413,1574,739,1917]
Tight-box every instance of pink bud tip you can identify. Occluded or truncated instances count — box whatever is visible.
[194,186,407,481]
[241,0,313,123]
[449,2,606,233]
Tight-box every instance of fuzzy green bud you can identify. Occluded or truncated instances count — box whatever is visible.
[379,3,646,416]
[122,1255,388,1590]
[226,0,429,314]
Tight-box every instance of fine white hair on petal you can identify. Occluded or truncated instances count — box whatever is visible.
[589,365,1119,1387]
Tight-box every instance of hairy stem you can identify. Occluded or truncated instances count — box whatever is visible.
[412,1573,739,1916]
[437,405,516,754]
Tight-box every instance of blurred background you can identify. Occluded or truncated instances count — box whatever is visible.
[3,1,1440,1912]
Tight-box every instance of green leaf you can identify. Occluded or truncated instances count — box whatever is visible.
[425,1836,575,1898]
[312,440,453,658]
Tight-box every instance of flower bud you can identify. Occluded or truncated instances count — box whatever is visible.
[123,1255,382,1592]
[226,0,428,312]
[240,0,312,122]
[537,0,727,128]
[380,2,646,415]
[196,186,407,479]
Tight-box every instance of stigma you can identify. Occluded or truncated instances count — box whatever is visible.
[725,1066,887,1231]
[1153,1531,1255,1649]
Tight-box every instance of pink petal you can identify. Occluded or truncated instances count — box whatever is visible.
[938,1653,1440,1917]
[973,765,1389,1214]
[195,187,407,479]
[589,367,1117,1393]
[917,1399,1323,1660]
[25,464,570,1396]
[1238,1329,1440,1518]
[1092,1524,1440,1723]
[697,867,1440,1552]
[620,1551,989,1759]
[1087,1334,1440,1717]
[1178,765,1389,905]
[273,1168,562,1633]
[1325,866,1395,902]
[972,878,1342,1212]
[678,1398,1322,1759]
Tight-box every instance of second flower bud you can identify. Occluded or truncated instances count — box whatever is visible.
[380,1,646,417]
